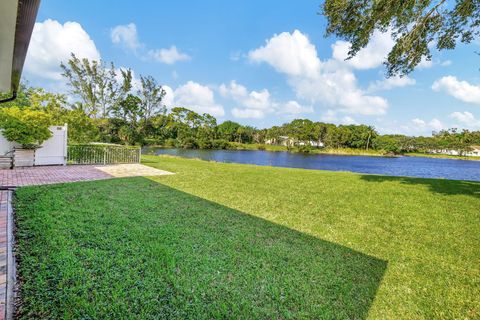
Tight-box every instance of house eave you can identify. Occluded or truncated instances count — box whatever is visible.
[0,0,41,95]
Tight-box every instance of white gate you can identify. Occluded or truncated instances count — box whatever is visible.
[34,125,68,166]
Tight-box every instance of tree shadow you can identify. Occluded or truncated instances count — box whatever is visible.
[360,174,480,198]
[15,177,387,319]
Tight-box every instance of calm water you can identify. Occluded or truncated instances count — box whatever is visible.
[144,147,480,182]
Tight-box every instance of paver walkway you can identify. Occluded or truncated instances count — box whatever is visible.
[0,164,172,319]
[0,164,172,187]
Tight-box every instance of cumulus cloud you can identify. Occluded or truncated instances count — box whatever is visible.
[248,30,321,78]
[220,80,312,119]
[432,76,480,105]
[24,19,100,82]
[110,23,190,64]
[368,75,416,92]
[248,30,388,116]
[411,118,445,133]
[110,23,141,52]
[149,46,191,65]
[450,111,480,128]
[171,81,224,117]
[331,30,394,70]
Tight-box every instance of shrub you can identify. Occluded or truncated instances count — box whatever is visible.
[0,106,52,148]
[257,144,266,151]
[198,139,213,149]
[212,139,230,149]
[164,138,176,147]
[180,137,198,149]
[298,144,313,153]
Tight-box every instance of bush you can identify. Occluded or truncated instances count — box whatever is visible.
[179,137,198,149]
[0,106,52,148]
[298,144,313,153]
[164,138,176,147]
[212,139,230,149]
[198,139,213,149]
[257,144,266,151]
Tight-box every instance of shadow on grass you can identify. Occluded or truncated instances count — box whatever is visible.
[360,174,480,198]
[15,177,386,319]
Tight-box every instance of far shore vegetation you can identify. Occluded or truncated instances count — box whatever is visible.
[1,54,479,159]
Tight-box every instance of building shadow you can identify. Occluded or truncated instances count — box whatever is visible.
[360,174,480,198]
[15,177,387,319]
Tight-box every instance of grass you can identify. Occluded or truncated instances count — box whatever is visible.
[14,156,480,319]
[406,152,480,161]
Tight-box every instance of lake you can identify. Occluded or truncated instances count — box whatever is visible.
[143,147,480,182]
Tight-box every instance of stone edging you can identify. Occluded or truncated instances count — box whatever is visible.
[6,190,14,320]
[0,190,15,320]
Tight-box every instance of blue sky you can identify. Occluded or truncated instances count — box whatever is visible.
[23,0,480,135]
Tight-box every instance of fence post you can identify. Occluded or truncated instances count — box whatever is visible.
[103,147,107,165]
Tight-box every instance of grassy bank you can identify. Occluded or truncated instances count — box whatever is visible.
[406,152,480,161]
[14,156,480,319]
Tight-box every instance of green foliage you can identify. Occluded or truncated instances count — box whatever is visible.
[322,0,480,76]
[217,120,241,141]
[298,144,313,153]
[0,106,52,148]
[61,54,133,118]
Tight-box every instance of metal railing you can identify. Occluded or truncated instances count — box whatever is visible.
[67,144,141,165]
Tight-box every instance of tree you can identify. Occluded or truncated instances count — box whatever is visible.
[217,120,241,141]
[61,53,132,118]
[286,119,315,145]
[322,0,480,76]
[138,75,167,133]
[28,87,98,143]
[0,106,52,148]
[113,94,143,144]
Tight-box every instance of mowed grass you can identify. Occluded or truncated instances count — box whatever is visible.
[14,156,480,319]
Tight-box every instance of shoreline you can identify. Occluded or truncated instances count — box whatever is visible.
[142,144,480,161]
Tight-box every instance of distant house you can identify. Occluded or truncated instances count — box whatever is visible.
[429,146,480,157]
[265,136,324,148]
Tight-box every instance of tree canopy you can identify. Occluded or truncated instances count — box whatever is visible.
[322,0,480,76]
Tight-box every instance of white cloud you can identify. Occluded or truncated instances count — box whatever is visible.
[332,30,394,70]
[172,81,224,117]
[110,23,141,52]
[231,108,265,119]
[450,111,480,128]
[411,118,445,133]
[368,75,416,92]
[110,23,190,65]
[441,60,452,67]
[162,85,174,108]
[341,116,357,125]
[279,100,313,115]
[24,19,100,82]
[417,57,433,69]
[149,46,191,65]
[248,30,321,78]
[220,80,311,119]
[248,30,388,116]
[432,76,480,105]
[321,109,337,122]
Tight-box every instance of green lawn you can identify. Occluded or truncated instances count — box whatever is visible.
[14,156,480,319]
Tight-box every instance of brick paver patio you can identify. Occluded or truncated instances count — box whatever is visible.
[0,164,172,319]
[0,164,172,187]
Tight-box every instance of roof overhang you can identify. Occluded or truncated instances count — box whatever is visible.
[0,0,41,95]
